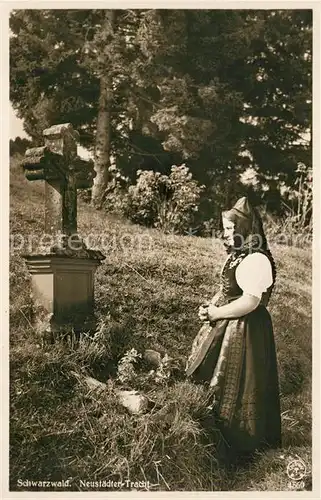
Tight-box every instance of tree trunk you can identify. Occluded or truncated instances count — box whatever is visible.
[91,11,115,209]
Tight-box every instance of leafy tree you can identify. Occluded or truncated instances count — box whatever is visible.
[240,10,312,205]
[135,9,311,216]
[133,10,264,218]
[10,9,158,207]
[10,10,100,144]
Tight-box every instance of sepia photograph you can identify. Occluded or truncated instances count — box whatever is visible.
[6,4,316,494]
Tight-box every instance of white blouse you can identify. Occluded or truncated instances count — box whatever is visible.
[235,253,273,299]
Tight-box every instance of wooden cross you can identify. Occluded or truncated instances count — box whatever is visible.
[22,123,95,237]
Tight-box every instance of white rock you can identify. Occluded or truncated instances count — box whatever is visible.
[116,390,149,415]
[71,371,149,415]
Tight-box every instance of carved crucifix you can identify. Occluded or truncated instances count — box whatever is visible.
[22,123,95,238]
[22,123,104,339]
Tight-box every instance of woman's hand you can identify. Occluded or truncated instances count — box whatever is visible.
[207,304,221,322]
[198,301,220,323]
[198,303,210,322]
[198,294,261,323]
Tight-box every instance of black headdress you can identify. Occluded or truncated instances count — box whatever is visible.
[222,196,277,285]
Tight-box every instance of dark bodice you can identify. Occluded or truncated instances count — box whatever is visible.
[216,250,275,307]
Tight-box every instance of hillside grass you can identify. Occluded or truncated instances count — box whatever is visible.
[9,157,312,492]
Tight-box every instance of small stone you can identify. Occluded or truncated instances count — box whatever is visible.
[116,390,149,415]
[143,349,162,367]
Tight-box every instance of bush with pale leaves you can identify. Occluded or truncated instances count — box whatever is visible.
[125,164,204,233]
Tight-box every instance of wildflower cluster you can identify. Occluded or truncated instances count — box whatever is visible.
[116,348,142,386]
[116,349,174,389]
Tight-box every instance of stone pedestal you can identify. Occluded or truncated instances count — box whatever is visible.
[24,252,104,340]
[21,123,104,343]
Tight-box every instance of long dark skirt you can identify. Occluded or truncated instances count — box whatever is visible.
[186,305,282,458]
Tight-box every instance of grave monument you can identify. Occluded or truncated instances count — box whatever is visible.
[22,123,105,340]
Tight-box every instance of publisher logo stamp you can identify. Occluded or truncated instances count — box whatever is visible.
[286,458,307,481]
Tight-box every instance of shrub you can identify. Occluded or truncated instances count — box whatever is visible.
[123,165,204,233]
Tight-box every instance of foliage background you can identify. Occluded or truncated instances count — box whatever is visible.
[10,8,312,223]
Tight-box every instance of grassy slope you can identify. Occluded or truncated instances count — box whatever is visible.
[9,158,312,491]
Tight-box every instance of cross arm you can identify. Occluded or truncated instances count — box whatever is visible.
[22,146,65,182]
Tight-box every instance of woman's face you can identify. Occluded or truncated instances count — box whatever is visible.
[222,216,235,247]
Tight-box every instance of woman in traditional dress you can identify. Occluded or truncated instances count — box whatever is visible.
[185,196,282,462]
